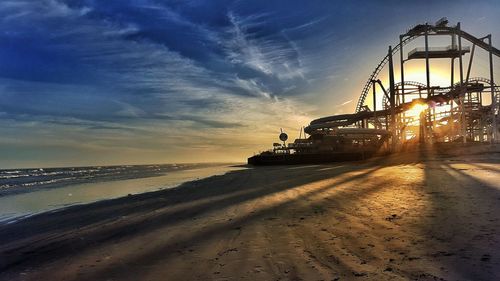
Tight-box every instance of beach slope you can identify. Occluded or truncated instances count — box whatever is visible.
[1,148,500,280]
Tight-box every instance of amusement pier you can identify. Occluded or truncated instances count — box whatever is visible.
[249,18,500,165]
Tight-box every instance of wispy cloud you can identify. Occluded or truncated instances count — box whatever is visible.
[2,0,494,167]
[0,0,343,166]
[225,12,307,80]
[340,99,353,106]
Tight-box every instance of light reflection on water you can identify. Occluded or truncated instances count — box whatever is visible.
[0,164,245,223]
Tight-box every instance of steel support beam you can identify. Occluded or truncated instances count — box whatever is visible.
[424,26,431,144]
[388,46,397,151]
[489,35,497,143]
[400,35,406,141]
[458,22,466,143]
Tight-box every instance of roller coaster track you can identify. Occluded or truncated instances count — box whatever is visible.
[379,79,497,110]
[305,81,492,135]
[455,77,499,105]
[381,81,427,110]
[354,24,500,113]
[354,35,415,113]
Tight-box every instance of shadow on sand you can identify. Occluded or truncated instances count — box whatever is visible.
[1,148,499,280]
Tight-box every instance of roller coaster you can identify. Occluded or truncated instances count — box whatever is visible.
[248,18,500,165]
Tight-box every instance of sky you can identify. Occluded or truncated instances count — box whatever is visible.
[1,0,499,168]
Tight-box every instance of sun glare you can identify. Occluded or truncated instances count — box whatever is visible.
[405,103,428,118]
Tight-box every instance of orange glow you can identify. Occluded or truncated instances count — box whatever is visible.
[370,62,455,111]
[406,103,428,118]
[403,63,452,87]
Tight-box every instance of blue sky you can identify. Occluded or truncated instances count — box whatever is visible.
[1,0,499,168]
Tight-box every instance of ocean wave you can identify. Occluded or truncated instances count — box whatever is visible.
[0,163,221,193]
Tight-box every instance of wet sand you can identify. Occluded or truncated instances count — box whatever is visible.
[1,146,500,280]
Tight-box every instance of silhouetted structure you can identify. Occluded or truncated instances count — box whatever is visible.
[249,19,499,165]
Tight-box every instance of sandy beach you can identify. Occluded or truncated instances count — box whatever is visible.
[1,147,500,281]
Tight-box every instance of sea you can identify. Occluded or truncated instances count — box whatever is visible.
[0,163,244,223]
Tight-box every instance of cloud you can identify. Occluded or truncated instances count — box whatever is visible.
[224,12,307,81]
[0,0,91,22]
[233,76,273,99]
[5,0,494,167]
[340,99,353,106]
[0,0,328,167]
